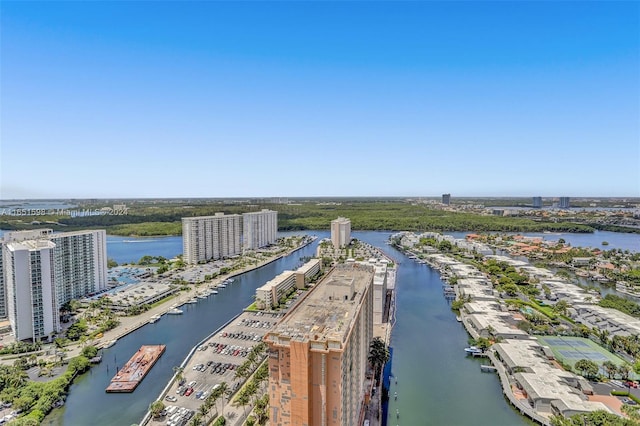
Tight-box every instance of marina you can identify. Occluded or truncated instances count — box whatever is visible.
[105,345,166,393]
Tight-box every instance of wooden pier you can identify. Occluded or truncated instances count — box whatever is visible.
[480,364,497,372]
[105,344,166,393]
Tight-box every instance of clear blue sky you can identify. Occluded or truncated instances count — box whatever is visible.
[1,1,638,199]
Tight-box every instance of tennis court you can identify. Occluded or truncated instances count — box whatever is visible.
[537,335,626,369]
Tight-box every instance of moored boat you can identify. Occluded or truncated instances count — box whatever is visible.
[103,340,117,349]
[464,346,483,355]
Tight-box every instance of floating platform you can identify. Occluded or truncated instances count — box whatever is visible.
[480,364,497,373]
[105,344,166,393]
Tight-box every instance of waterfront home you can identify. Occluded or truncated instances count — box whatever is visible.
[463,301,531,340]
[493,340,610,418]
[571,304,640,337]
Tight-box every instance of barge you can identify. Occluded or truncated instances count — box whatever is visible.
[105,344,166,393]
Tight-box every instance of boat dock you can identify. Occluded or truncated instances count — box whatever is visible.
[106,344,166,393]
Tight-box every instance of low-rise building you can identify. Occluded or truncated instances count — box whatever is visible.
[464,301,531,340]
[294,258,321,288]
[255,271,297,309]
[493,340,610,417]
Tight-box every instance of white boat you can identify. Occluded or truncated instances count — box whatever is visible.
[186,298,198,304]
[197,293,207,299]
[167,308,183,315]
[103,340,117,349]
[210,290,218,295]
[456,316,462,322]
[149,315,161,324]
[219,284,226,288]
[464,346,483,355]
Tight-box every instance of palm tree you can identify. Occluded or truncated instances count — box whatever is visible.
[234,392,251,416]
[149,401,165,419]
[189,414,203,426]
[618,363,632,381]
[368,337,389,381]
[254,395,269,425]
[217,382,229,416]
[602,361,617,379]
[198,404,209,423]
[173,366,184,384]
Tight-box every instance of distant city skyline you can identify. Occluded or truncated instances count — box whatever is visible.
[1,1,638,198]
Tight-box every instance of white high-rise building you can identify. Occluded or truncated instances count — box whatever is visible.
[50,230,107,304]
[182,213,242,264]
[4,240,58,341]
[243,209,277,250]
[0,229,107,336]
[331,217,351,248]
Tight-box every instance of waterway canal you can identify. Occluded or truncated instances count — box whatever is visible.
[42,229,638,425]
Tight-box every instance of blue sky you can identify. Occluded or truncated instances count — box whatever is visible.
[1,1,638,198]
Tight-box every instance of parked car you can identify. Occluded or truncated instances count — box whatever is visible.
[165,395,177,402]
[623,398,638,405]
[184,387,194,397]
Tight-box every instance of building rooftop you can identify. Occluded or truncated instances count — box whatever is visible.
[7,240,56,251]
[296,258,321,275]
[50,229,105,238]
[268,264,373,346]
[256,270,296,292]
[183,213,241,221]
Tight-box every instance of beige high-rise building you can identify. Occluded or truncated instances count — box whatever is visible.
[243,209,278,250]
[265,263,374,426]
[330,217,351,248]
[182,213,242,264]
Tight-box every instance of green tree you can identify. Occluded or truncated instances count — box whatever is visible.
[368,337,390,382]
[150,400,165,418]
[602,361,617,379]
[618,363,632,380]
[173,366,184,383]
[437,240,453,252]
[553,300,569,316]
[217,382,229,416]
[574,359,599,379]
[81,345,98,359]
[501,282,519,297]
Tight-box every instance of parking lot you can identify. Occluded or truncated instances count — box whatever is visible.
[150,310,282,425]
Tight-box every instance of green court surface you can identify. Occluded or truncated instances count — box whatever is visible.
[537,336,627,370]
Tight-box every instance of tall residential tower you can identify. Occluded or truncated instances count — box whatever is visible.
[182,213,243,264]
[243,209,278,250]
[330,217,351,248]
[0,229,108,340]
[4,240,58,341]
[265,263,374,426]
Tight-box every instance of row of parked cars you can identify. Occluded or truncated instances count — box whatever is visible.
[221,330,263,341]
[207,342,251,358]
[239,318,273,329]
[162,405,194,426]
